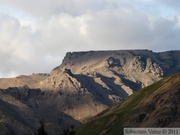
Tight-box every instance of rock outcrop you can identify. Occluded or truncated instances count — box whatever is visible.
[76,73,180,135]
[0,50,180,135]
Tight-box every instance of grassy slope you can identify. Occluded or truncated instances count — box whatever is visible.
[76,73,180,135]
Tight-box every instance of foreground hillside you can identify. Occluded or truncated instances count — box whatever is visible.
[0,50,180,134]
[0,86,80,135]
[76,73,180,135]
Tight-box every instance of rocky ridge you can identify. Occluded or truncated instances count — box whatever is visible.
[0,50,180,135]
[76,73,180,135]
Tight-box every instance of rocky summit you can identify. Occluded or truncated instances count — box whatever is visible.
[0,50,180,135]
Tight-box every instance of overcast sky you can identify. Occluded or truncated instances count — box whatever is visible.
[0,0,180,77]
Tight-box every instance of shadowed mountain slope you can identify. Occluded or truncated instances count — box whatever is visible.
[0,50,180,134]
[76,73,180,135]
[0,87,80,135]
[31,50,180,121]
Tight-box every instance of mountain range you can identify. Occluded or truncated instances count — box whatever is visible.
[0,50,180,135]
[76,73,180,135]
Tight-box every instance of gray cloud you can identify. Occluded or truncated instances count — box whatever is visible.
[0,0,180,77]
[160,0,180,10]
[0,0,113,17]
[86,9,180,51]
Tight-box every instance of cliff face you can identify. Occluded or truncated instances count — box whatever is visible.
[34,50,180,122]
[0,50,180,135]
[76,73,180,135]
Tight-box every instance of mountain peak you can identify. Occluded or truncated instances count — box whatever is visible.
[0,50,180,135]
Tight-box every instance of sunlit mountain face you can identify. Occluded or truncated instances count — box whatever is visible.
[76,73,180,135]
[0,50,180,135]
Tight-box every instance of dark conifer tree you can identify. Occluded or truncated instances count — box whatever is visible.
[60,125,76,135]
[35,118,47,135]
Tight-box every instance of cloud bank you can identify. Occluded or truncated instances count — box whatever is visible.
[0,0,180,77]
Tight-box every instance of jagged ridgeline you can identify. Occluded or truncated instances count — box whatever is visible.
[0,50,180,135]
[76,73,180,135]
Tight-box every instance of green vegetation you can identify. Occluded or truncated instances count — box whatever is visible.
[60,125,76,135]
[76,73,180,135]
[34,119,47,135]
[34,119,76,135]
